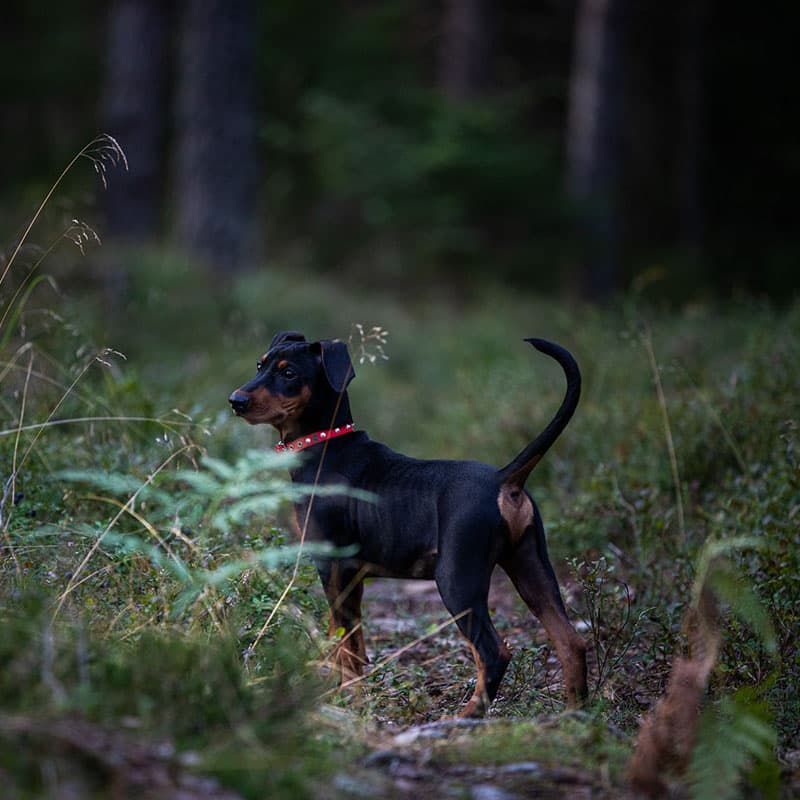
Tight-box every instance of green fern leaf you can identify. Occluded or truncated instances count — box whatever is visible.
[688,690,778,800]
[709,566,777,654]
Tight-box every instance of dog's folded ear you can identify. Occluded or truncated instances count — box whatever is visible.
[269,331,306,349]
[317,339,355,393]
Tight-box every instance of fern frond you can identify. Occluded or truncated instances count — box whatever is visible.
[691,537,776,654]
[56,470,171,506]
[688,690,778,800]
[708,566,777,654]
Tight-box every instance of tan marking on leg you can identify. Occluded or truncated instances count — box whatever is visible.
[502,551,589,709]
[497,485,535,544]
[289,506,301,537]
[325,566,368,685]
[458,638,513,719]
[537,606,588,708]
[333,624,368,684]
[459,643,491,718]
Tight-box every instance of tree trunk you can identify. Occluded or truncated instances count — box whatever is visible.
[174,0,258,271]
[438,0,495,101]
[565,0,629,299]
[100,0,169,241]
[676,0,706,251]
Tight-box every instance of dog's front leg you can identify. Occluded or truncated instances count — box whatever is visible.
[318,560,368,685]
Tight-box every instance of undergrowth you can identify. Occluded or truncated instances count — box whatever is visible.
[0,136,798,798]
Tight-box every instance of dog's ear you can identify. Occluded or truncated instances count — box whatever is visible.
[317,339,355,393]
[269,331,306,349]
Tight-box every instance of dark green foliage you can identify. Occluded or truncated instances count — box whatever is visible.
[0,594,332,799]
[296,90,568,282]
[570,556,653,697]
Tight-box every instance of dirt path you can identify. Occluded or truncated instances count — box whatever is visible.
[358,570,576,724]
[329,573,622,798]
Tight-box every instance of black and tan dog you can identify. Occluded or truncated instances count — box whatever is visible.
[229,331,587,717]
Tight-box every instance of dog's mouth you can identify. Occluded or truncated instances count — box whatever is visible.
[233,406,287,426]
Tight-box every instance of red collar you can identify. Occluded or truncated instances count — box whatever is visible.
[273,423,355,453]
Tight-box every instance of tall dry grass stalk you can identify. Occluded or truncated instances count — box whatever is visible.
[641,328,686,541]
[0,134,126,292]
[0,132,204,609]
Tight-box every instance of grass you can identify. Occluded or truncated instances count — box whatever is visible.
[1,143,798,796]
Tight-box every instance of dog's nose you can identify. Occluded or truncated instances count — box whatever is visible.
[228,391,250,414]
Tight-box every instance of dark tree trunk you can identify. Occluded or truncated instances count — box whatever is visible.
[438,0,495,101]
[100,0,169,241]
[174,0,258,271]
[676,0,706,251]
[565,0,629,299]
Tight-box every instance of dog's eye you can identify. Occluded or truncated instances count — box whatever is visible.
[255,362,262,372]
[282,366,297,379]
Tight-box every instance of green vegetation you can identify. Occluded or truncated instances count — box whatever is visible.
[1,155,798,797]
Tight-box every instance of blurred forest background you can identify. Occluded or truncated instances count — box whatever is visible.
[1,3,799,798]
[2,0,798,300]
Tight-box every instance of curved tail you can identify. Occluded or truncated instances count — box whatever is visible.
[496,338,581,488]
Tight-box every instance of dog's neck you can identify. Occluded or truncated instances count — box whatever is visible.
[275,392,353,445]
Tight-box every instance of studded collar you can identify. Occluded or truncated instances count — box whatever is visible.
[273,423,355,453]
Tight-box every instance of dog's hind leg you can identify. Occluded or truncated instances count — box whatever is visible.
[435,563,512,718]
[459,606,512,718]
[501,517,587,709]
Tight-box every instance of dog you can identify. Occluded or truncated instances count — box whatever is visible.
[229,331,587,717]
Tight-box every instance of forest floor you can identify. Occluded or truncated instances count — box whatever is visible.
[354,572,583,724]
[323,575,629,799]
[2,253,799,798]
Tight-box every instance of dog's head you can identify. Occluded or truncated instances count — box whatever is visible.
[228,332,355,431]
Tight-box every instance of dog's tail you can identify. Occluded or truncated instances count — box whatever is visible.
[496,338,581,488]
